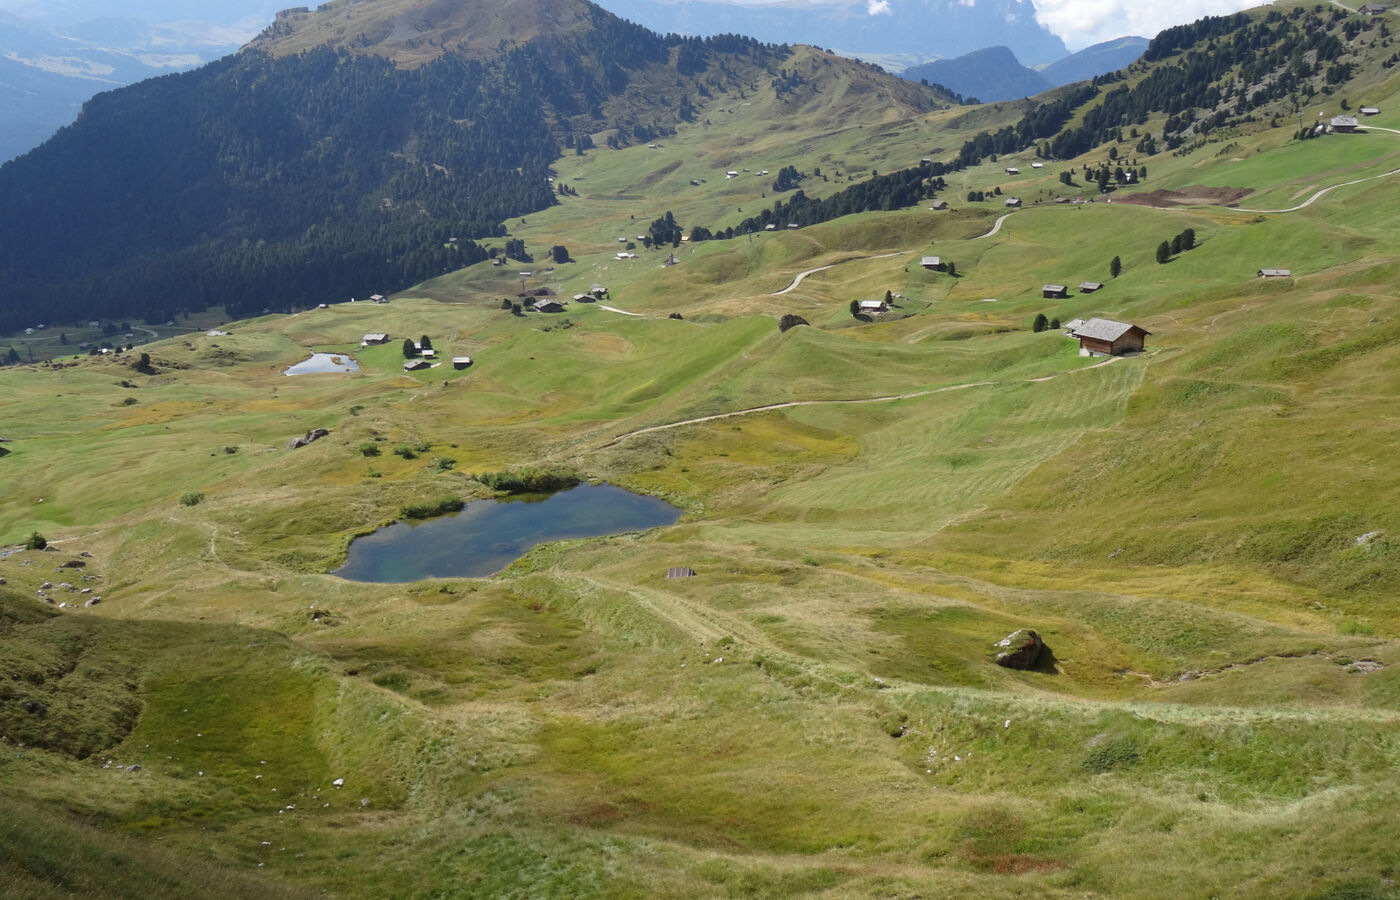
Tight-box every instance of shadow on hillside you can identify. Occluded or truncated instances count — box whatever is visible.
[1030,643,1060,676]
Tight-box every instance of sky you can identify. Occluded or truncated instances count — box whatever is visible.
[0,0,1267,51]
[1029,0,1262,49]
[652,0,1266,50]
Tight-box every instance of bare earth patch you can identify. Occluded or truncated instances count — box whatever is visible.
[1115,186,1253,207]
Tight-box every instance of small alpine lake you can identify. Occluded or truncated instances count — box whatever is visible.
[285,352,360,375]
[333,483,681,582]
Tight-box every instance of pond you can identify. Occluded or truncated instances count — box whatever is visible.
[285,352,360,375]
[333,483,681,582]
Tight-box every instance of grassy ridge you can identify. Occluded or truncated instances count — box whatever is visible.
[8,4,1400,895]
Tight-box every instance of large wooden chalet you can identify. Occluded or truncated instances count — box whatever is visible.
[1070,318,1149,356]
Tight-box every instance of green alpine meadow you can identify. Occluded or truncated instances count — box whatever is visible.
[3,0,1400,896]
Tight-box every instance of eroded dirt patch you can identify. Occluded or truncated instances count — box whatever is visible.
[1115,186,1253,207]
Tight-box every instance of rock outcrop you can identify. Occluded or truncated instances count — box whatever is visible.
[286,428,331,450]
[994,628,1043,670]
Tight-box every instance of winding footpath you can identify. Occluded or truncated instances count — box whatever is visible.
[770,250,909,295]
[1231,159,1400,214]
[767,212,1012,297]
[973,212,1015,239]
[597,304,644,317]
[599,355,1121,447]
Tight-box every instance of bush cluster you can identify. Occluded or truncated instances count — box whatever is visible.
[474,467,580,495]
[400,495,464,520]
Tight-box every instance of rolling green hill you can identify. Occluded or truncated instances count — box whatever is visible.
[5,1,1400,898]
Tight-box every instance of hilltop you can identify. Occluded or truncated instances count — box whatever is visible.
[6,1,1400,898]
[0,0,949,334]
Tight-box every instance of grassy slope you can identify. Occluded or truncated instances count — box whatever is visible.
[7,5,1400,898]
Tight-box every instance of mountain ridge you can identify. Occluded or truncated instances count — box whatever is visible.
[0,0,950,331]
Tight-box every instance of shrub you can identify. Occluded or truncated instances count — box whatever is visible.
[401,495,465,519]
[475,467,580,494]
[1081,736,1141,773]
[393,446,417,459]
[178,491,205,507]
[25,531,46,550]
[358,442,381,457]
[430,457,456,472]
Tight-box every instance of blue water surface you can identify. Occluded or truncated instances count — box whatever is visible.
[334,483,680,582]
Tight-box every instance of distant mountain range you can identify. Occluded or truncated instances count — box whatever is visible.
[901,36,1148,103]
[0,2,280,161]
[0,0,952,332]
[593,0,1069,67]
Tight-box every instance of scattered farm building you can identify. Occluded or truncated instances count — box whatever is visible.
[370,294,387,303]
[534,300,566,313]
[1005,167,1020,175]
[1362,106,1381,115]
[1079,281,1104,293]
[362,332,389,345]
[1257,268,1292,278]
[421,349,437,360]
[858,299,889,313]
[667,567,696,579]
[403,359,430,372]
[1330,115,1359,133]
[1070,318,1149,356]
[929,199,948,210]
[452,357,473,370]
[921,256,945,271]
[590,284,608,297]
[1042,284,1068,299]
[1031,161,1044,168]
[1062,318,1087,334]
[1360,3,1390,13]
[1005,197,1023,207]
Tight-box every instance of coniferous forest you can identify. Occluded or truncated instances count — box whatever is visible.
[0,7,796,332]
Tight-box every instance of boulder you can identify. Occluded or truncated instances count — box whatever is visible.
[994,628,1043,670]
[85,596,101,608]
[286,427,331,450]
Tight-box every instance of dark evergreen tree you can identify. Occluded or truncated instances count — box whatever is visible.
[1032,313,1049,332]
[1110,255,1123,278]
[403,338,418,358]
[1156,241,1172,264]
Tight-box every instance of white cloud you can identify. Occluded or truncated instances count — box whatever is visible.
[1031,0,1259,50]
[867,0,892,14]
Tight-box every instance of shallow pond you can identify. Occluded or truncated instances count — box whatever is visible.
[333,483,681,582]
[285,353,360,375]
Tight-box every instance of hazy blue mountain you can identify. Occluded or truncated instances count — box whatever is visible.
[593,0,1069,66]
[0,1,281,161]
[1040,35,1148,86]
[901,45,1052,102]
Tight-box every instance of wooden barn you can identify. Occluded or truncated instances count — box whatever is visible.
[920,255,944,271]
[1042,284,1068,299]
[1070,318,1149,356]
